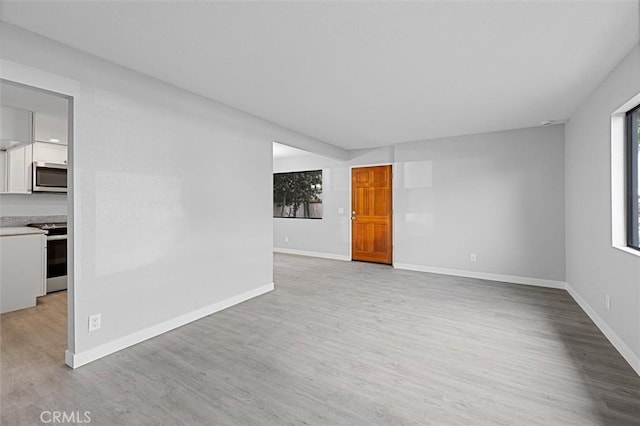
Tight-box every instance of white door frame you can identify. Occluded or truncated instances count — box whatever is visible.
[1,60,79,365]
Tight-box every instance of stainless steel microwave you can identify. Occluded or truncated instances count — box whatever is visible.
[32,162,67,193]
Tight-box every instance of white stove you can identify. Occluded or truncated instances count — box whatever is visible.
[27,222,67,293]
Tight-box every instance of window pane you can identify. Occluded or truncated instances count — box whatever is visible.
[635,109,639,244]
[629,106,640,248]
[273,170,323,219]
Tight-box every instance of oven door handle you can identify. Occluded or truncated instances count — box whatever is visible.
[47,235,68,241]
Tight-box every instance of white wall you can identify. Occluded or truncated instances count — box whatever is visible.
[0,22,332,367]
[394,125,565,284]
[0,193,67,217]
[565,43,640,372]
[275,126,566,286]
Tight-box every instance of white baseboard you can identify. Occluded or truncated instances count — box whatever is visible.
[274,247,350,261]
[393,263,566,289]
[566,283,640,377]
[65,283,274,369]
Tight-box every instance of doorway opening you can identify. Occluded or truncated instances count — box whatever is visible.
[0,78,74,366]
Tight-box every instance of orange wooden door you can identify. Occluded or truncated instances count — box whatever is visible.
[351,165,392,264]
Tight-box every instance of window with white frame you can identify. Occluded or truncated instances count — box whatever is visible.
[627,103,640,250]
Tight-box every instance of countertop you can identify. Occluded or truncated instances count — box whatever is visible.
[1,215,67,228]
[0,227,47,237]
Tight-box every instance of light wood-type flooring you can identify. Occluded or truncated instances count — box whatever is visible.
[2,253,640,425]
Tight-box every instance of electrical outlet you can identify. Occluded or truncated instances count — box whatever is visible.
[470,253,477,262]
[605,294,611,310]
[284,236,289,243]
[88,314,101,332]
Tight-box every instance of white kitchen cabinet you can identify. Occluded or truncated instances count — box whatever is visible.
[0,151,6,192]
[34,112,68,145]
[0,106,32,149]
[0,232,46,314]
[4,143,33,193]
[33,141,67,164]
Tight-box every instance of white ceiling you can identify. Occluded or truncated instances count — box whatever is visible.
[1,1,638,150]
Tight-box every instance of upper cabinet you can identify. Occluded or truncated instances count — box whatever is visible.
[34,112,68,145]
[0,106,33,150]
[0,144,33,194]
[33,142,67,165]
[0,106,34,193]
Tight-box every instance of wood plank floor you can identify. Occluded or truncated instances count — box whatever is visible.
[2,253,640,425]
